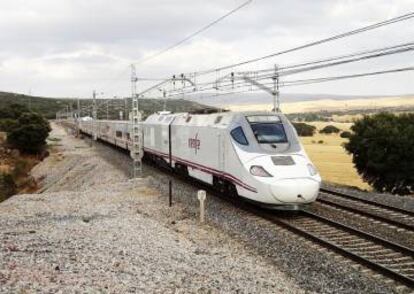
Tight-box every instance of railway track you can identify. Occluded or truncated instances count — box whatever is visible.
[317,188,414,231]
[140,161,414,288]
[256,209,414,288]
[77,129,414,288]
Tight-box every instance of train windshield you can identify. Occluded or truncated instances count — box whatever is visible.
[247,115,288,144]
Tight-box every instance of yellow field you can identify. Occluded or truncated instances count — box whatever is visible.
[299,122,371,191]
[228,95,414,114]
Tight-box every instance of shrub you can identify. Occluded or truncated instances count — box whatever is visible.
[340,131,352,139]
[11,159,29,179]
[0,173,16,202]
[344,112,414,195]
[0,103,30,120]
[319,125,341,134]
[292,122,316,137]
[0,119,18,132]
[318,140,324,144]
[7,112,51,154]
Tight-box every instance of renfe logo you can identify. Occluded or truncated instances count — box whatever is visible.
[188,133,200,154]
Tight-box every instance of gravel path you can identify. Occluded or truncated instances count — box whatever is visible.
[0,123,304,293]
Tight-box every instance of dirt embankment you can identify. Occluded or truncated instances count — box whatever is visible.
[0,133,42,201]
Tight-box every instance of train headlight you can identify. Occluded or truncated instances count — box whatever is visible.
[307,164,318,176]
[250,165,273,177]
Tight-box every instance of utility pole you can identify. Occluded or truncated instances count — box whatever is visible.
[163,89,167,111]
[77,98,81,118]
[130,64,143,177]
[69,103,73,120]
[76,98,81,137]
[273,65,280,112]
[124,97,128,120]
[92,90,98,141]
[106,100,109,120]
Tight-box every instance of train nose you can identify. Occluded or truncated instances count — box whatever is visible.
[269,178,320,203]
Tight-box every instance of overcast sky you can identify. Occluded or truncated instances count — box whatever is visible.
[0,0,413,99]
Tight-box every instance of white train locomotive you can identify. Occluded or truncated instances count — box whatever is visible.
[79,111,321,209]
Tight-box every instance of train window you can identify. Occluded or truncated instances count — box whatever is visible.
[116,131,123,138]
[246,115,281,123]
[214,116,223,124]
[250,122,287,144]
[158,116,164,122]
[230,127,249,145]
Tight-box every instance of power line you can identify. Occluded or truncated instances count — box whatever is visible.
[255,43,414,79]
[132,0,253,67]
[281,66,414,87]
[173,41,414,93]
[188,10,414,75]
[166,66,414,99]
[92,1,252,100]
[236,41,414,74]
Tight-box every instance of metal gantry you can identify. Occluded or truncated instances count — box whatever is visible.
[130,65,144,177]
[240,64,280,112]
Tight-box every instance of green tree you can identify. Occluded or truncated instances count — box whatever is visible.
[7,112,51,154]
[340,131,352,139]
[0,119,18,132]
[319,125,341,134]
[344,112,414,195]
[292,122,316,137]
[0,103,30,120]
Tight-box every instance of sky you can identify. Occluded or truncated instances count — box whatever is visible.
[0,0,413,100]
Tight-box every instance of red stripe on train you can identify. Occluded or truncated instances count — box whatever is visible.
[144,147,257,193]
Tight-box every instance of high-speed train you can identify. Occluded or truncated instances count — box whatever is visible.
[79,111,321,209]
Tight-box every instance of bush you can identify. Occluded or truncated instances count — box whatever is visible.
[0,119,18,132]
[7,112,51,154]
[344,112,414,195]
[0,103,30,120]
[319,125,341,134]
[340,131,352,139]
[292,122,316,137]
[0,173,16,202]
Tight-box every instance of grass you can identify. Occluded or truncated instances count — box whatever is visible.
[300,122,371,191]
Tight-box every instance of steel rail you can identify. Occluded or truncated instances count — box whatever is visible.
[316,196,414,231]
[263,210,414,288]
[320,188,414,217]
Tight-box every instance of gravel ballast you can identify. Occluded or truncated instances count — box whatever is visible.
[0,124,304,293]
[88,128,410,293]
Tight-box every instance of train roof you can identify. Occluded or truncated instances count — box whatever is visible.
[144,110,289,128]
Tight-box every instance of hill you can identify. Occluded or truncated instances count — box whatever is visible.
[201,92,414,107]
[0,92,218,119]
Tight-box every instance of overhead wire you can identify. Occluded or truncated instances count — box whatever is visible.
[132,0,253,67]
[164,43,414,96]
[166,66,414,99]
[190,10,414,75]
[85,0,253,106]
[85,8,414,109]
